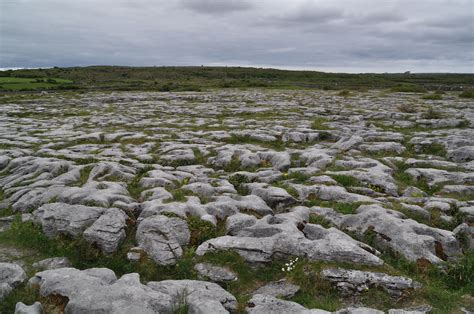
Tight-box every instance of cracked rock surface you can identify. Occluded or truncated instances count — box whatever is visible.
[0,90,472,312]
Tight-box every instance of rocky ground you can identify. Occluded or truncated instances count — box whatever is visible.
[0,89,473,313]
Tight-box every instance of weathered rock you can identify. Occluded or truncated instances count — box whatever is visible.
[33,202,106,238]
[247,294,331,314]
[316,204,462,263]
[321,268,421,298]
[65,273,172,313]
[360,142,406,155]
[402,186,428,198]
[332,136,363,151]
[453,223,474,250]
[405,168,474,188]
[291,183,376,203]
[194,263,238,283]
[32,257,71,270]
[244,183,297,209]
[30,267,175,313]
[136,214,190,265]
[83,208,128,253]
[30,267,117,298]
[253,279,300,298]
[197,207,383,266]
[14,302,43,314]
[148,279,238,312]
[335,307,384,314]
[447,146,474,162]
[0,263,27,301]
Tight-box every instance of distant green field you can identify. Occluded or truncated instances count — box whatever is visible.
[0,76,73,91]
[0,66,473,92]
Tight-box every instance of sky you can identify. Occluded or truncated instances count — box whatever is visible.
[1,0,473,73]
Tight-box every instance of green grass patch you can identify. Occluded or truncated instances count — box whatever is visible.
[308,214,333,228]
[197,251,286,311]
[330,174,361,187]
[459,89,474,98]
[390,84,426,93]
[127,166,153,201]
[422,106,444,119]
[284,171,312,184]
[305,199,366,215]
[417,142,447,157]
[0,76,75,91]
[223,134,286,151]
[228,173,251,195]
[421,93,443,100]
[311,117,332,130]
[337,90,351,97]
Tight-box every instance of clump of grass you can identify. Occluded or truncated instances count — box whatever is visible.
[305,199,364,215]
[286,171,311,184]
[390,84,426,93]
[187,216,221,247]
[272,182,299,199]
[197,251,285,302]
[422,93,443,100]
[223,135,285,151]
[459,89,474,98]
[418,142,447,157]
[228,173,250,195]
[337,90,351,97]
[171,290,189,314]
[192,147,207,165]
[71,166,92,187]
[165,189,190,202]
[330,174,361,187]
[379,249,474,312]
[332,202,361,214]
[223,155,242,172]
[0,285,41,313]
[127,166,152,201]
[287,261,341,311]
[308,214,333,228]
[398,103,418,113]
[422,106,443,119]
[311,117,332,130]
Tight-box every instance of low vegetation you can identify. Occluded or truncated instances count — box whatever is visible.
[1,66,472,92]
[459,89,474,98]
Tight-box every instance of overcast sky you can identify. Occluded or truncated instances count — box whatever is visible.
[1,0,473,73]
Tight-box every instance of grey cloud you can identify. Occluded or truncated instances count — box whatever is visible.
[0,0,472,72]
[180,0,253,14]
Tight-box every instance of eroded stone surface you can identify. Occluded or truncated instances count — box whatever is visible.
[321,268,421,298]
[1,89,473,312]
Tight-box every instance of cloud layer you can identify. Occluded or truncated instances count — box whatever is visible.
[1,0,473,72]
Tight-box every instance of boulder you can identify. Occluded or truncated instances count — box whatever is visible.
[33,203,105,238]
[244,183,297,210]
[0,263,27,301]
[136,215,190,265]
[83,208,128,253]
[65,273,172,313]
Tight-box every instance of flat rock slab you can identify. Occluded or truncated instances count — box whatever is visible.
[252,279,300,298]
[194,262,238,283]
[321,268,421,298]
